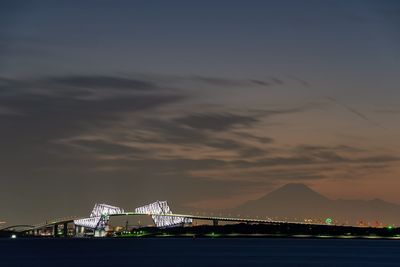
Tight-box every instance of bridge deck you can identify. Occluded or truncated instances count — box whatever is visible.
[15,213,328,233]
[111,212,326,226]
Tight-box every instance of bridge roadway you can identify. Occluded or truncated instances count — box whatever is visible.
[28,216,81,230]
[5,212,327,235]
[112,212,325,226]
[0,225,35,231]
[1,216,82,236]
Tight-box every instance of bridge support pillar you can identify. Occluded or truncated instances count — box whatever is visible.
[74,225,85,237]
[53,224,59,237]
[63,222,68,237]
[213,219,219,226]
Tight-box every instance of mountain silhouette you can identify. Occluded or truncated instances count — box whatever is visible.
[259,183,328,203]
[234,183,400,225]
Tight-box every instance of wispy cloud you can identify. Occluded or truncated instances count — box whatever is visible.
[0,105,23,116]
[1,73,398,212]
[174,112,259,132]
[374,109,400,114]
[325,96,384,128]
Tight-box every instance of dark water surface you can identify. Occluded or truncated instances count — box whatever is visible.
[1,238,400,266]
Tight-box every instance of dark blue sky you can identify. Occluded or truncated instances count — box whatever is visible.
[2,0,399,79]
[1,1,400,224]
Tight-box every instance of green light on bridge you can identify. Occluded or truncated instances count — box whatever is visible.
[206,232,221,238]
[325,218,333,225]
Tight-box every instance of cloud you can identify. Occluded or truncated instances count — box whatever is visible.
[325,96,384,128]
[66,139,148,156]
[62,115,271,162]
[0,75,185,174]
[173,104,315,133]
[287,75,311,87]
[49,75,156,91]
[0,75,169,101]
[374,109,400,114]
[248,77,284,87]
[174,112,259,132]
[187,75,286,88]
[189,75,246,87]
[253,104,317,117]
[295,145,366,153]
[1,73,399,220]
[58,106,400,191]
[0,105,22,116]
[233,132,273,144]
[185,143,400,185]
[53,98,395,187]
[3,75,393,177]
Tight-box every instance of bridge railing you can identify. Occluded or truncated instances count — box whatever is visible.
[29,216,82,230]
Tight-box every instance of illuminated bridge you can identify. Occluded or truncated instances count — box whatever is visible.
[1,201,324,237]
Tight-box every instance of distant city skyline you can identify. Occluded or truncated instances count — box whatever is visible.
[1,0,400,224]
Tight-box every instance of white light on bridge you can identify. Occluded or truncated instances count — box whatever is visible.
[90,203,124,217]
[135,201,192,228]
[74,203,125,230]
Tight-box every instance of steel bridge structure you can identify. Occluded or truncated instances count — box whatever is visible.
[1,200,326,237]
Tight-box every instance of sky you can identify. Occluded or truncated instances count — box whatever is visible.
[1,0,400,224]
